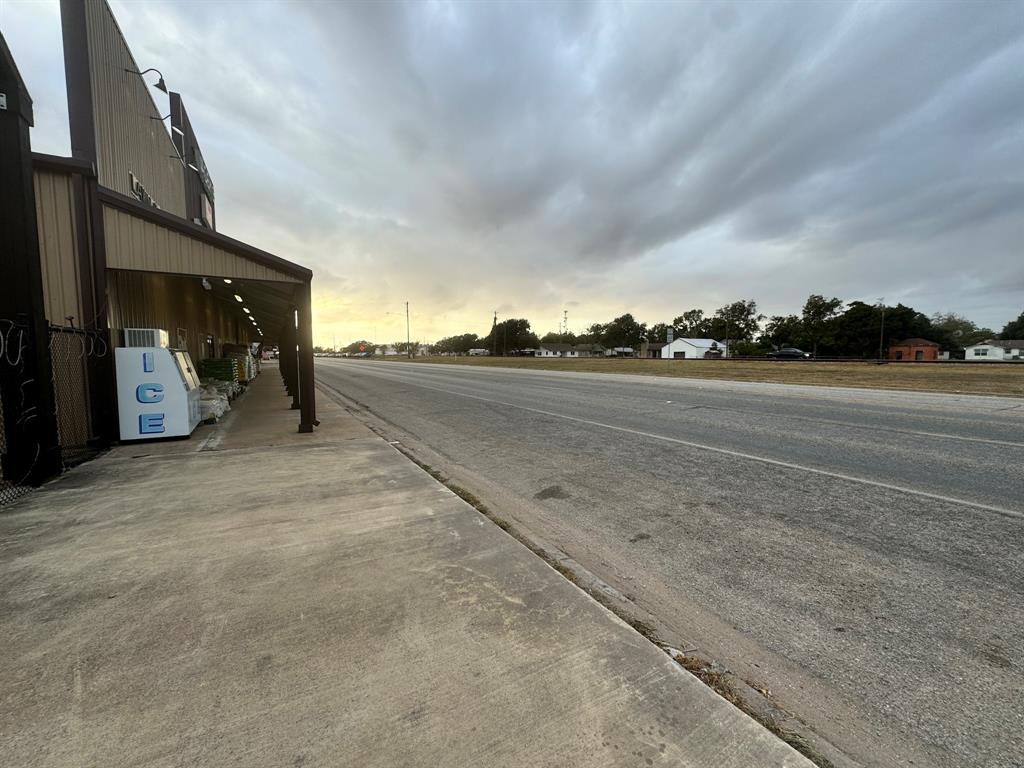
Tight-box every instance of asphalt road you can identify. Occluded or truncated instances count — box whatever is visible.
[316,359,1024,768]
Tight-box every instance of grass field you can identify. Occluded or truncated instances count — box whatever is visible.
[374,356,1024,397]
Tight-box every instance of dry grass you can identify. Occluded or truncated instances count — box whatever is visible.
[376,356,1024,397]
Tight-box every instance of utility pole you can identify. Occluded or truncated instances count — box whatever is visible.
[406,301,411,358]
[878,298,886,360]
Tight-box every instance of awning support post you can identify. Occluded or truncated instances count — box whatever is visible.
[296,281,317,433]
[280,315,299,409]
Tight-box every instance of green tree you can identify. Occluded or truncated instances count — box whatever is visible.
[731,340,769,356]
[540,330,577,344]
[929,313,993,350]
[707,300,765,342]
[801,295,843,356]
[647,322,671,343]
[433,333,480,354]
[832,301,880,357]
[672,309,710,337]
[760,315,803,349]
[881,304,933,348]
[483,318,539,355]
[832,301,930,357]
[1000,311,1024,339]
[597,314,648,349]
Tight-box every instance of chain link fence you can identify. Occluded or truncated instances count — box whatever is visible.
[49,326,108,470]
[0,319,35,505]
[0,382,28,505]
[0,322,110,507]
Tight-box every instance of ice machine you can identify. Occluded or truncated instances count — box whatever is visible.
[115,333,202,440]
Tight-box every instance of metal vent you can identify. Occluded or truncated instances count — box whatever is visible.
[124,328,169,348]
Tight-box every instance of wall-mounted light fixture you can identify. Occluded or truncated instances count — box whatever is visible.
[201,277,211,291]
[151,113,184,136]
[124,67,168,93]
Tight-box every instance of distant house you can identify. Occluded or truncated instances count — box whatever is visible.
[536,343,576,358]
[574,343,605,358]
[536,342,606,358]
[964,339,1024,361]
[467,348,490,356]
[604,346,635,358]
[660,338,728,359]
[639,342,667,359]
[888,338,940,361]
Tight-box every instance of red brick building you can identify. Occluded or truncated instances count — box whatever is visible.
[888,338,940,361]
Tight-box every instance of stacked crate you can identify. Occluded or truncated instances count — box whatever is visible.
[199,358,240,389]
[228,352,255,383]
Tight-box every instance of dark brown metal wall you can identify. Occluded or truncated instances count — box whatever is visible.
[106,271,249,362]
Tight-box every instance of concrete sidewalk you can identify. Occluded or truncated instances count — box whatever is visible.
[0,366,811,767]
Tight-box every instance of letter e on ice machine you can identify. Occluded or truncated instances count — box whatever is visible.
[115,329,202,440]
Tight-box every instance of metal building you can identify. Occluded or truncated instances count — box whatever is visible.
[0,0,317,503]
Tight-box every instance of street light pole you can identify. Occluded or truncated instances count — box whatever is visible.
[878,298,886,360]
[406,301,411,358]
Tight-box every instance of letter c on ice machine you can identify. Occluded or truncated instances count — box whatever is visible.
[115,329,202,440]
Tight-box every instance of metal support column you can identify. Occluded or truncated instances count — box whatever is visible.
[296,281,317,433]
[281,314,300,410]
[0,34,62,484]
[277,324,291,395]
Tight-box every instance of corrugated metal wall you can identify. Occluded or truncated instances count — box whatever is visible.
[85,0,186,216]
[103,206,301,283]
[33,170,84,326]
[107,271,248,362]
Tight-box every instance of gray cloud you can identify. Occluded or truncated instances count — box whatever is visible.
[4,0,1022,339]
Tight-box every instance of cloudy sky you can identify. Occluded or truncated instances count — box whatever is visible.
[3,0,1022,345]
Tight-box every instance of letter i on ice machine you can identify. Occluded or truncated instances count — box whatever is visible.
[115,329,202,440]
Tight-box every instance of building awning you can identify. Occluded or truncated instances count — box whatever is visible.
[98,187,309,344]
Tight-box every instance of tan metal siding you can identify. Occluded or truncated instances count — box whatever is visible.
[102,206,301,283]
[107,271,249,362]
[85,0,186,216]
[33,170,83,325]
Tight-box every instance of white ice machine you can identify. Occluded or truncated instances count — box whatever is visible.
[115,343,202,441]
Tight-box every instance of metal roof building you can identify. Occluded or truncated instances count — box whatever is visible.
[1,1,317,500]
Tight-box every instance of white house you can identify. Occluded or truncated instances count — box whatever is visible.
[659,338,728,359]
[537,343,576,358]
[964,340,1024,361]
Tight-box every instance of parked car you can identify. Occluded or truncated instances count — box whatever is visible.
[767,347,812,359]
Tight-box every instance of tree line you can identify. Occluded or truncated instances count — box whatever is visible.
[324,302,1023,358]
